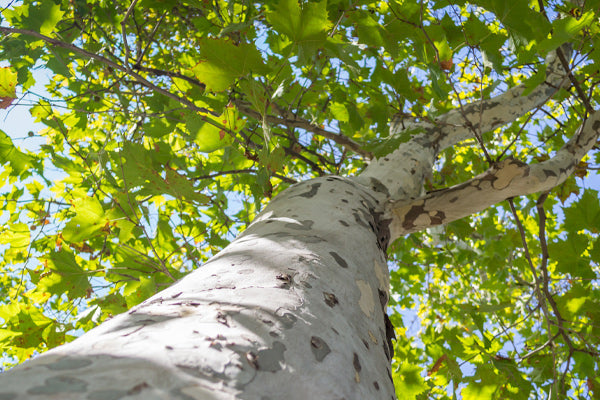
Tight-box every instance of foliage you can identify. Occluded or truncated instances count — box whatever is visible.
[1,0,599,398]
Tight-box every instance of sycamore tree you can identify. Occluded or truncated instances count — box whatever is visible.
[0,0,599,398]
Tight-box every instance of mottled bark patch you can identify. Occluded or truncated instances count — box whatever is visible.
[28,376,88,395]
[353,353,362,372]
[352,211,370,229]
[291,182,321,199]
[276,311,297,328]
[87,389,129,400]
[310,336,331,361]
[384,314,396,359]
[378,289,388,309]
[246,352,259,369]
[543,169,558,177]
[46,356,93,370]
[276,273,292,289]
[369,177,390,196]
[380,327,391,361]
[0,392,17,400]
[255,341,286,372]
[372,211,391,252]
[402,204,446,229]
[216,312,229,326]
[284,220,314,230]
[373,381,380,391]
[323,292,339,307]
[329,251,348,268]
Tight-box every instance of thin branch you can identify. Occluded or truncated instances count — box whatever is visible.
[132,65,206,90]
[556,47,593,114]
[191,168,297,184]
[121,0,141,70]
[235,101,371,158]
[0,27,221,120]
[136,11,167,64]
[537,0,593,114]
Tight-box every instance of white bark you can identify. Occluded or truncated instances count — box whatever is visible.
[0,176,395,400]
[387,111,600,238]
[358,47,570,201]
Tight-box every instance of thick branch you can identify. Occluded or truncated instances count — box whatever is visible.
[359,47,571,201]
[386,111,600,240]
[403,48,571,152]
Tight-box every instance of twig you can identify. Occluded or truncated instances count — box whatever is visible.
[0,27,221,119]
[235,100,371,158]
[121,0,140,70]
[537,0,593,114]
[136,11,167,64]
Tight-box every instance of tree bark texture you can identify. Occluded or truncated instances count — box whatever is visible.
[0,176,396,400]
[2,48,600,399]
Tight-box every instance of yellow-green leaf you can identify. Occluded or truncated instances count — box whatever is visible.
[0,67,18,98]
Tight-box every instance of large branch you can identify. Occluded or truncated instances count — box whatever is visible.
[399,47,572,152]
[386,111,600,240]
[359,48,571,200]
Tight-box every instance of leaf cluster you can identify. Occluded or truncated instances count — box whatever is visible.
[0,0,599,398]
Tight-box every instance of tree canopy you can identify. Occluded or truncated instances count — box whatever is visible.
[0,0,599,398]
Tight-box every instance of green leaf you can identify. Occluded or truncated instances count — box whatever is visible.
[187,108,240,153]
[522,65,547,96]
[462,382,497,400]
[123,276,156,307]
[29,100,54,122]
[267,0,331,43]
[0,223,30,249]
[549,233,594,279]
[353,13,385,48]
[192,39,266,92]
[470,0,550,43]
[164,168,210,203]
[0,66,18,98]
[15,2,65,36]
[62,197,106,243]
[329,102,349,122]
[393,363,428,399]
[118,142,209,203]
[563,189,600,234]
[266,0,331,61]
[38,250,91,300]
[538,11,596,53]
[0,130,35,175]
[0,328,20,342]
[366,127,423,157]
[39,3,65,36]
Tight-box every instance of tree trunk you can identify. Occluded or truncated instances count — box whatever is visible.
[0,176,396,399]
